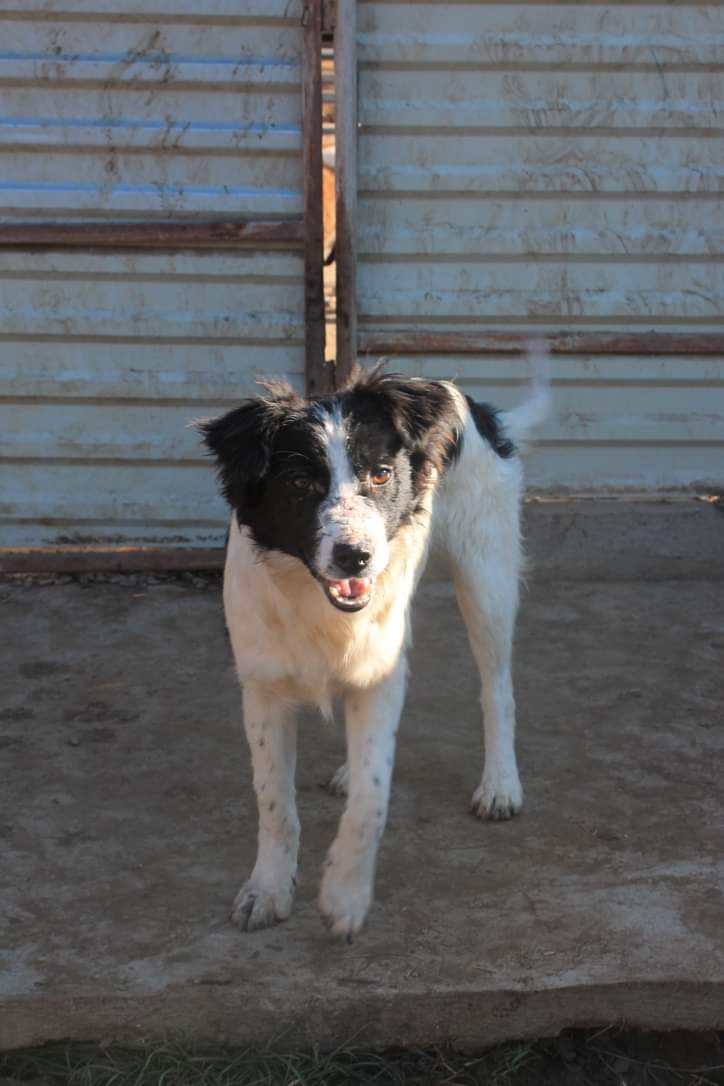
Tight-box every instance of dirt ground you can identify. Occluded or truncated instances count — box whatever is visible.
[1,561,723,1050]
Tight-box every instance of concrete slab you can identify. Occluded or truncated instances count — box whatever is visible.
[1,571,723,1050]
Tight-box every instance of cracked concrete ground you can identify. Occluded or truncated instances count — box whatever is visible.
[1,553,723,1049]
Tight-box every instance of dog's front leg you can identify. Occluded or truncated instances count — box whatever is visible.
[319,659,406,939]
[231,681,299,932]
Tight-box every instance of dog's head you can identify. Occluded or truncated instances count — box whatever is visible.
[198,369,460,612]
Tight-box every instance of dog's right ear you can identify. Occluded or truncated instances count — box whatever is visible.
[196,396,286,509]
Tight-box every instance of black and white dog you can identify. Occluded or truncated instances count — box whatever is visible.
[199,346,549,939]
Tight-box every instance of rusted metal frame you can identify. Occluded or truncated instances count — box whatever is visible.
[334,0,357,386]
[0,547,225,575]
[322,0,336,35]
[0,221,305,249]
[302,0,330,395]
[359,332,724,357]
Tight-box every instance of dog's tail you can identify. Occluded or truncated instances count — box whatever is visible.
[500,338,551,448]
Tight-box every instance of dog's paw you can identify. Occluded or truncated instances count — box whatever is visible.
[231,877,295,933]
[327,762,349,797]
[319,860,372,940]
[471,774,523,822]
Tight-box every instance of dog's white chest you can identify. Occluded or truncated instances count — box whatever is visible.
[222,520,421,706]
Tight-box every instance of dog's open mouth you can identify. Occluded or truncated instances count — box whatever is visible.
[322,576,373,612]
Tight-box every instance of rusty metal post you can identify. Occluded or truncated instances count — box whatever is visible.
[302,0,330,395]
[334,0,357,386]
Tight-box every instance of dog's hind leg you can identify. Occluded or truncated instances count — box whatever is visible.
[434,389,527,821]
[319,658,407,938]
[231,681,299,932]
[436,439,524,822]
[451,545,523,820]
[438,345,547,818]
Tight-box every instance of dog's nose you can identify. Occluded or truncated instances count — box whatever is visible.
[332,542,372,575]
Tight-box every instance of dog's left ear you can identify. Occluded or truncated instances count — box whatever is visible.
[195,383,299,509]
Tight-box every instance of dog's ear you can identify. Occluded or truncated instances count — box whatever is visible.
[196,383,299,509]
[353,369,461,472]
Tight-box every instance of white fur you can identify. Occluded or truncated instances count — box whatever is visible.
[223,360,547,937]
[500,337,551,449]
[313,404,390,580]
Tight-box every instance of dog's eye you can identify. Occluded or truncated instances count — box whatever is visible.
[290,475,313,492]
[370,467,392,486]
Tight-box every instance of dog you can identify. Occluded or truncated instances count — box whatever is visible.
[198,345,549,939]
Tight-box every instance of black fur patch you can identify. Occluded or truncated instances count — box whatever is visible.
[197,381,304,509]
[464,397,516,459]
[341,368,462,487]
[198,389,329,567]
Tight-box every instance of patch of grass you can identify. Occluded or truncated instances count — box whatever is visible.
[2,1031,723,1086]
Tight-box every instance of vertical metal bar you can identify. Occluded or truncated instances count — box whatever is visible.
[334,0,357,385]
[302,0,330,395]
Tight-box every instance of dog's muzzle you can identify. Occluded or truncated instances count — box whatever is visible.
[320,541,375,611]
[322,575,374,612]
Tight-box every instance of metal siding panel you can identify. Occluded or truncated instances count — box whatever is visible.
[357,1,724,492]
[0,2,303,14]
[0,342,305,400]
[358,3,724,67]
[1,403,233,460]
[357,196,724,256]
[0,250,305,545]
[358,260,724,322]
[526,445,724,494]
[1,463,225,546]
[358,135,724,195]
[386,353,724,386]
[0,5,304,219]
[0,3,305,545]
[360,70,724,131]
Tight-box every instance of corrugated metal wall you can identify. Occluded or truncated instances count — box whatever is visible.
[0,0,305,546]
[355,1,724,492]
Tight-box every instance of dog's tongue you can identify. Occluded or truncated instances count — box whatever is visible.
[330,577,370,598]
